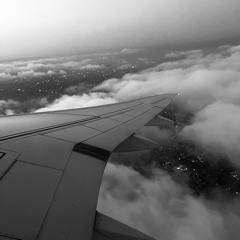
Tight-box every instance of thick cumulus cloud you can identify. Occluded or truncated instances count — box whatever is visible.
[0,48,150,81]
[98,163,240,240]
[95,45,240,108]
[35,92,116,112]
[37,44,240,166]
[182,102,240,163]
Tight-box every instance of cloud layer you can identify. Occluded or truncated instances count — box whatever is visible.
[0,56,104,80]
[37,44,240,166]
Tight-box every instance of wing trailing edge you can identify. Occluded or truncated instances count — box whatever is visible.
[93,211,155,240]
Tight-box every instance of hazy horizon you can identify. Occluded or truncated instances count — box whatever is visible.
[1,0,240,61]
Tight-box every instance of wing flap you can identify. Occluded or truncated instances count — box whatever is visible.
[93,212,155,240]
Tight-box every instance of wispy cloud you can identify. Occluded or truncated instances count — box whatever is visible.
[117,64,133,70]
[120,49,144,54]
[165,49,203,59]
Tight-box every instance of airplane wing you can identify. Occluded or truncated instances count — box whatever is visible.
[0,93,177,240]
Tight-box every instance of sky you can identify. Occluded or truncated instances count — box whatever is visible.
[1,0,240,60]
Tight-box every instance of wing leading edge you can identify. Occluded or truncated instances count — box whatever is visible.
[0,93,177,240]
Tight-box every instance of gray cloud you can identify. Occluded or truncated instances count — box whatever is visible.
[117,64,133,70]
[0,99,19,115]
[64,82,92,94]
[0,98,48,115]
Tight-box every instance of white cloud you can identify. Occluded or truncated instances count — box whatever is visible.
[0,99,19,107]
[98,163,240,240]
[47,70,55,75]
[79,64,104,70]
[17,70,45,78]
[121,49,144,54]
[182,102,240,165]
[37,44,240,166]
[59,70,66,74]
[0,56,102,80]
[0,72,14,80]
[165,49,203,59]
[64,83,90,94]
[227,45,240,54]
[36,92,116,112]
[117,64,132,70]
[5,109,15,115]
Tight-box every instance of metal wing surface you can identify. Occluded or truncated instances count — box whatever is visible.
[0,93,177,240]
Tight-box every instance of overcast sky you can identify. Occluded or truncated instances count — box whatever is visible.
[1,0,240,60]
